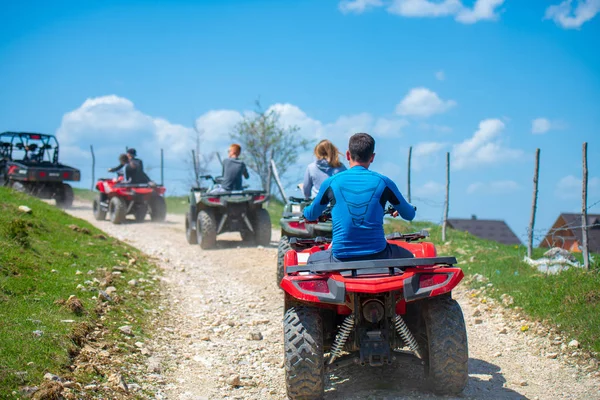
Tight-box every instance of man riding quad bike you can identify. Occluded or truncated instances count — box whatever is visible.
[92,152,166,224]
[0,131,80,208]
[185,175,271,249]
[279,133,468,398]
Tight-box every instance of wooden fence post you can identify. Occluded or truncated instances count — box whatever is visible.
[216,151,223,168]
[90,145,95,190]
[270,159,289,204]
[528,148,540,258]
[442,152,450,242]
[160,148,164,186]
[582,142,590,269]
[407,146,412,203]
[191,149,199,187]
[265,151,273,206]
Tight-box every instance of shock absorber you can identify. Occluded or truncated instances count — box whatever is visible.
[394,314,422,359]
[328,314,355,364]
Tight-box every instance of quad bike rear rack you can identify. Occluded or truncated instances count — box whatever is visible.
[286,256,457,275]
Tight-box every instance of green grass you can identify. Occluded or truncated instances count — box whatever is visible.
[0,187,160,396]
[72,188,97,202]
[385,218,600,354]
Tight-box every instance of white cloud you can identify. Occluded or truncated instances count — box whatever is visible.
[455,0,505,23]
[396,87,456,118]
[545,0,600,29]
[385,0,505,23]
[414,141,446,157]
[531,117,566,134]
[414,181,445,197]
[452,119,523,170]
[555,175,600,199]
[435,70,446,81]
[339,0,383,14]
[467,180,519,194]
[372,118,410,138]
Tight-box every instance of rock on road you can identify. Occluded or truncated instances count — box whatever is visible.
[66,201,600,400]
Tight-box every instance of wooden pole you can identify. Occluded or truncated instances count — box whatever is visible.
[160,148,164,186]
[528,148,540,258]
[191,149,199,187]
[216,151,223,167]
[270,159,289,204]
[265,151,273,205]
[407,146,412,203]
[582,142,589,269]
[90,145,95,191]
[442,152,450,242]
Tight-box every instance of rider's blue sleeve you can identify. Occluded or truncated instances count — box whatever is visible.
[383,176,416,221]
[303,177,331,221]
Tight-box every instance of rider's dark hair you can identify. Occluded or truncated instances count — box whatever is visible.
[126,148,137,156]
[348,133,375,162]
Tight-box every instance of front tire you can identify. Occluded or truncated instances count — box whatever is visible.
[109,197,127,225]
[55,183,74,208]
[422,296,468,395]
[284,306,324,400]
[149,196,166,222]
[277,236,292,288]
[185,211,198,245]
[196,210,217,249]
[93,195,106,221]
[253,208,271,246]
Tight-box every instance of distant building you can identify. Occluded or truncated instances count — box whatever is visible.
[447,216,522,246]
[540,213,600,253]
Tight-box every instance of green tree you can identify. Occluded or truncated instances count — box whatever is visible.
[230,102,311,194]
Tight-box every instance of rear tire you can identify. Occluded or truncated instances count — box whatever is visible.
[109,197,127,225]
[253,208,271,246]
[284,306,324,400]
[149,196,166,222]
[196,210,217,249]
[422,296,468,395]
[55,183,74,209]
[134,204,147,222]
[93,195,106,221]
[185,212,198,245]
[277,236,292,288]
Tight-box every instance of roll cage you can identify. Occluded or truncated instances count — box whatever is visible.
[0,132,60,164]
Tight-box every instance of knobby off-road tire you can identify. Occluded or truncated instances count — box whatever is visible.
[283,306,324,400]
[93,195,106,221]
[149,196,167,222]
[185,212,198,245]
[277,236,292,288]
[253,208,271,246]
[196,210,217,249]
[422,296,468,395]
[109,197,127,225]
[134,204,147,222]
[55,183,74,209]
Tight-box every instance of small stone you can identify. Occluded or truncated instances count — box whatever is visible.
[134,341,144,348]
[498,327,508,334]
[105,286,117,295]
[128,279,138,286]
[518,380,528,386]
[44,373,62,382]
[83,384,97,390]
[546,352,558,359]
[493,352,502,357]
[226,375,241,386]
[32,330,43,337]
[98,290,112,302]
[118,325,134,336]
[247,331,263,340]
[568,340,580,348]
[472,309,482,317]
[474,319,483,325]
[75,270,82,275]
[18,205,32,213]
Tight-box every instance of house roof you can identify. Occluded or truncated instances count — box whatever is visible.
[549,213,600,253]
[447,218,522,245]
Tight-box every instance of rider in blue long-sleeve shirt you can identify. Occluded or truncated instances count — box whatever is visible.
[303,133,416,262]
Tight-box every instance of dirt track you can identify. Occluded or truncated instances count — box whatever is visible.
[66,201,600,400]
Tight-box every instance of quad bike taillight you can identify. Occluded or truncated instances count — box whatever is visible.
[296,279,329,293]
[253,194,266,202]
[207,197,221,204]
[418,273,451,288]
[288,220,306,230]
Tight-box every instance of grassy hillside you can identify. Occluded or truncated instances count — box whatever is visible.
[0,187,161,396]
[386,218,600,354]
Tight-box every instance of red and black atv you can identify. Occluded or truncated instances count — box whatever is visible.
[0,131,80,208]
[280,208,468,399]
[92,176,167,224]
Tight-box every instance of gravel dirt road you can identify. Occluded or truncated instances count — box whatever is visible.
[66,201,600,400]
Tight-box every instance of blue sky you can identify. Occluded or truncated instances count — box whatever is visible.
[1,0,599,243]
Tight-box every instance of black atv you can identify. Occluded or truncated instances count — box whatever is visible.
[276,196,333,287]
[185,175,272,249]
[0,132,80,208]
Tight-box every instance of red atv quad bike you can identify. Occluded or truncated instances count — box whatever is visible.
[92,176,167,224]
[280,209,468,399]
